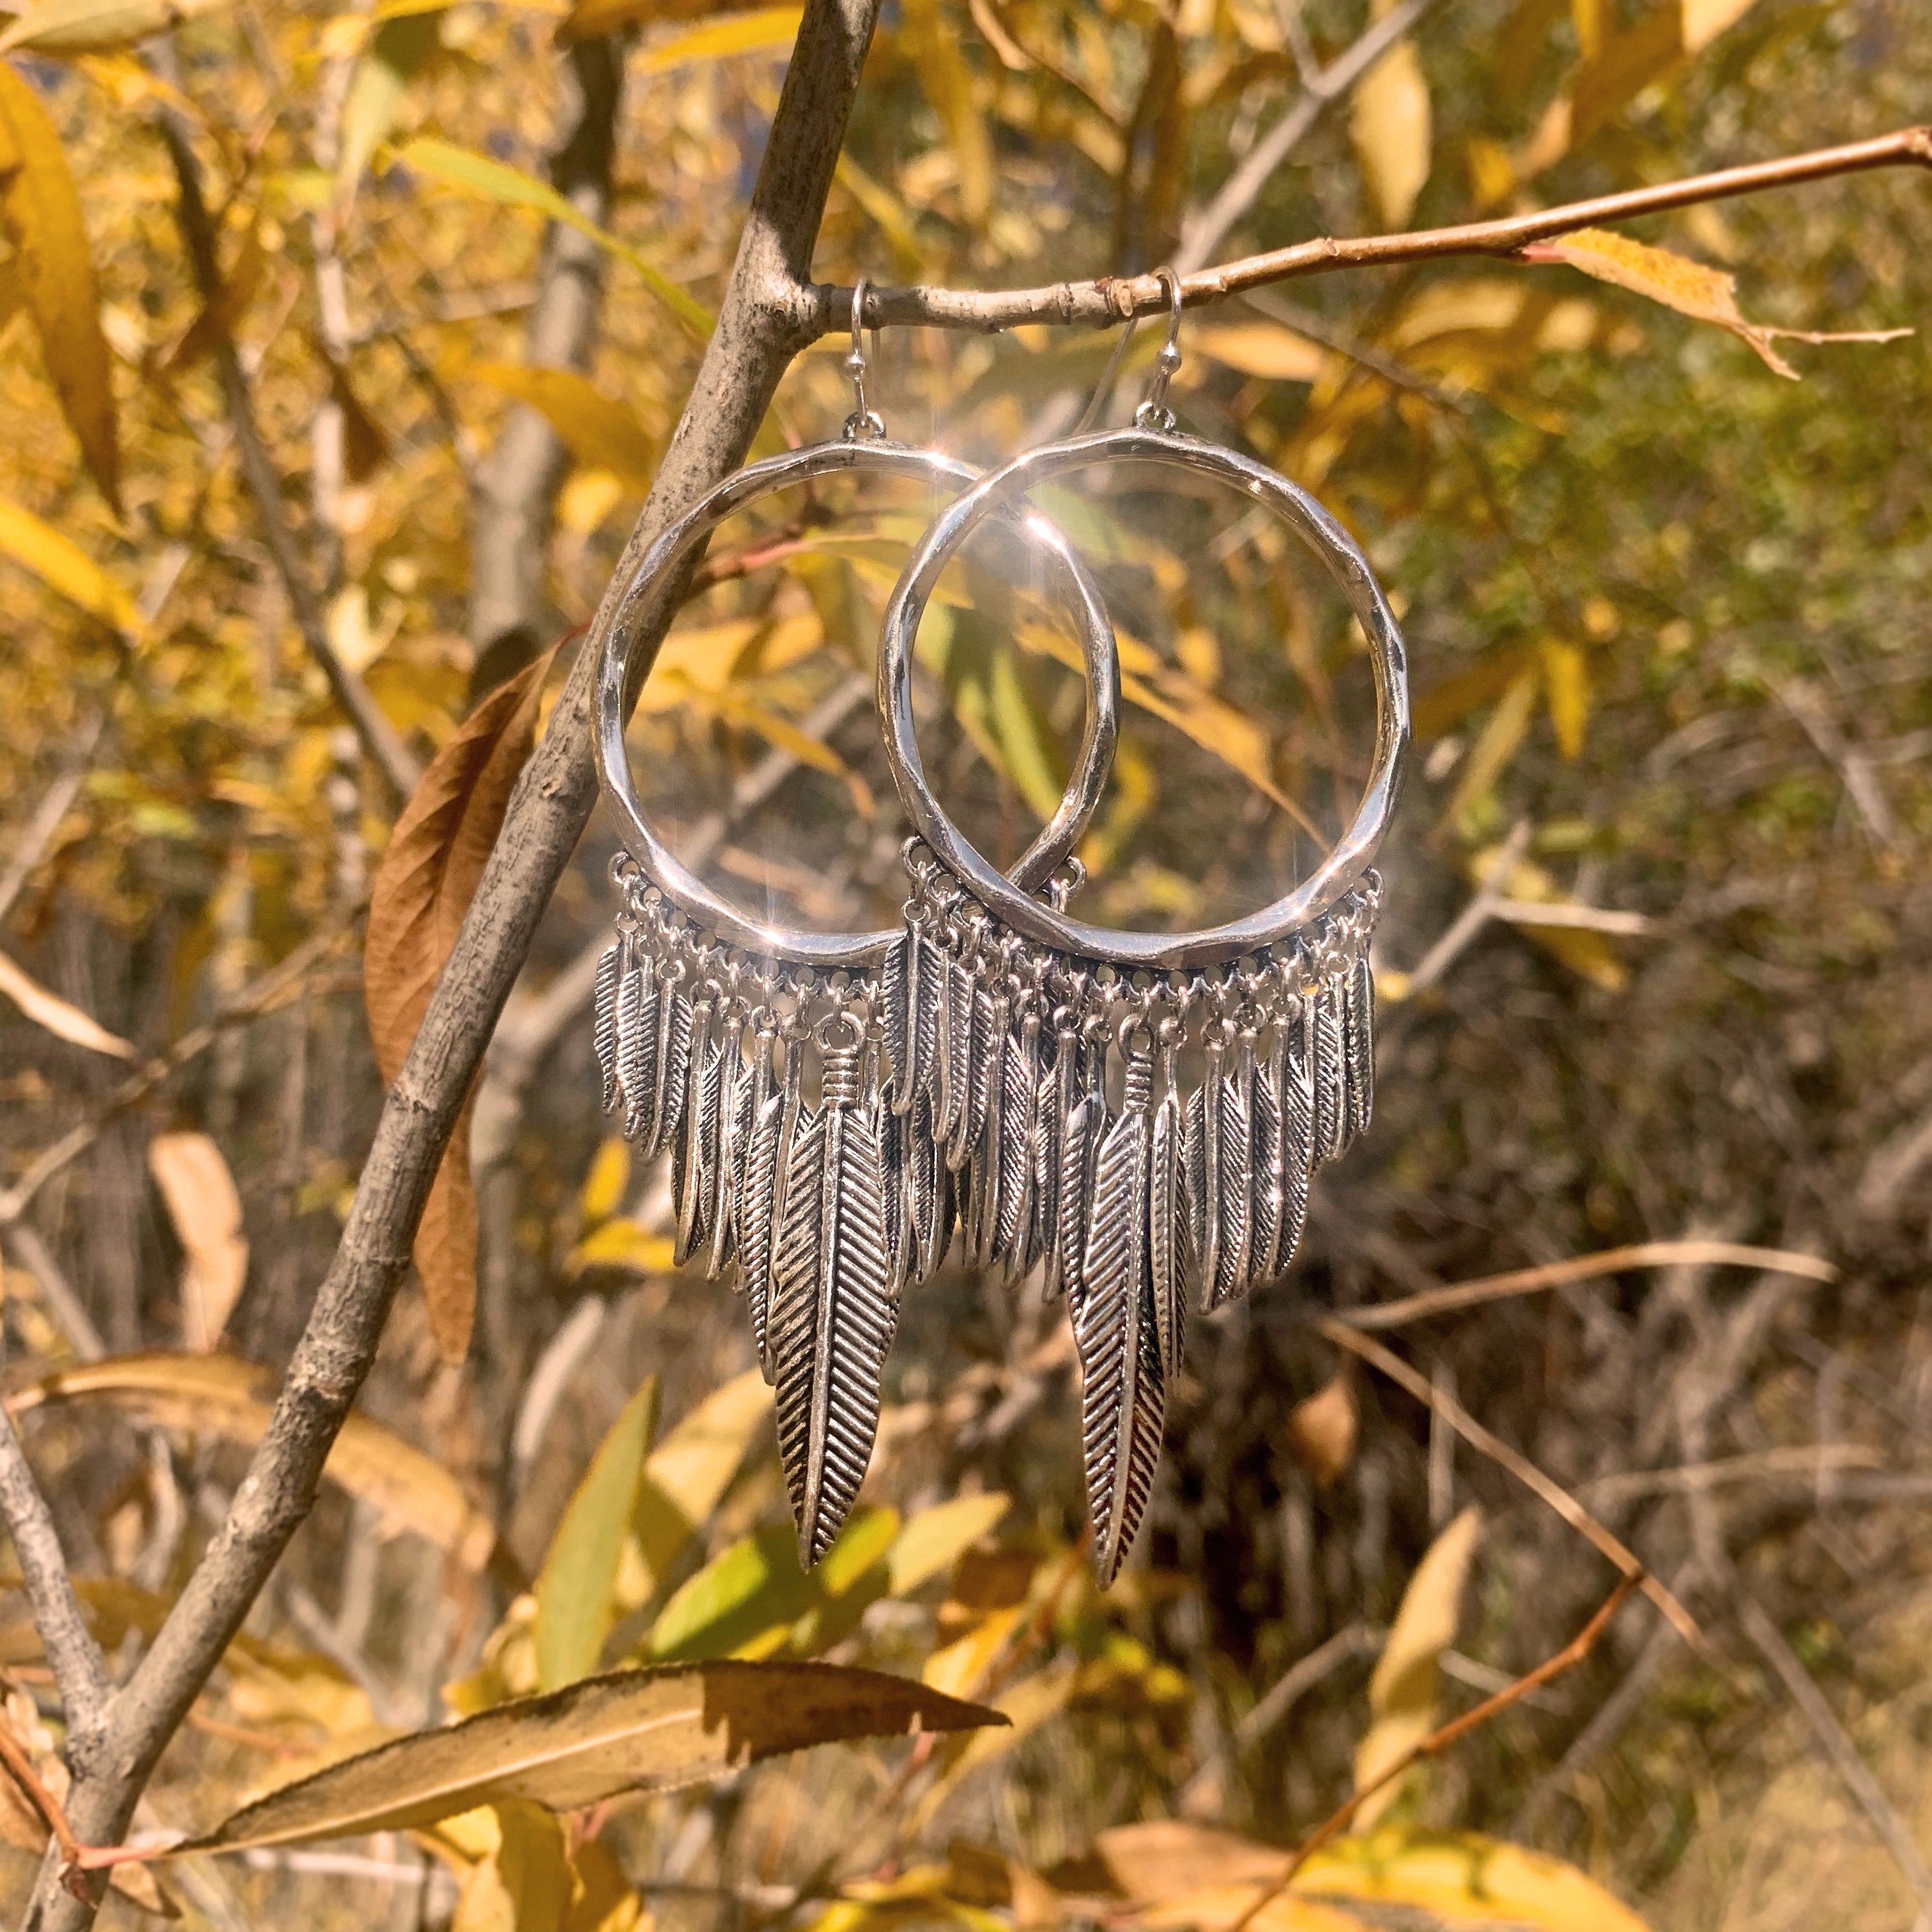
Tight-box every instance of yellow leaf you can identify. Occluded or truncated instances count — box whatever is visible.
[8,1352,498,1568]
[1189,322,1330,383]
[0,0,229,56]
[902,0,993,223]
[470,363,657,491]
[1480,848,1630,992]
[885,1494,1009,1597]
[0,494,138,632]
[1298,1823,1653,1930]
[1540,639,1589,759]
[148,1131,249,1352]
[579,1139,629,1225]
[645,1526,816,1662]
[0,65,119,507]
[632,6,801,71]
[1682,0,1757,52]
[923,1604,1023,1701]
[1141,1885,1372,1932]
[1520,226,1910,379]
[1353,1508,1480,1829]
[0,947,137,1059]
[535,1379,661,1690]
[390,138,710,337]
[1444,666,1538,828]
[568,1217,675,1276]
[1349,6,1430,229]
[617,1368,772,1613]
[339,12,441,195]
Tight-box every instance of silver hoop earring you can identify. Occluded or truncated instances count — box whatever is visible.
[875,271,1412,1581]
[590,283,1123,1564]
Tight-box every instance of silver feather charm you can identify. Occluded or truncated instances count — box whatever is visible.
[648,973,693,1159]
[1258,1015,1314,1287]
[1309,976,1348,1165]
[1052,1031,1107,1306]
[593,939,623,1115]
[1036,1020,1078,1300]
[993,1006,1043,1280]
[948,983,997,1176]
[705,1011,751,1279]
[1077,1038,1167,1585]
[1344,954,1375,1144]
[770,1034,896,1565]
[1149,1038,1190,1379]
[746,1039,802,1380]
[1186,1029,1252,1308]
[903,1085,954,1285]
[615,939,659,1145]
[671,997,720,1268]
[937,953,973,1147]
[965,990,1011,1257]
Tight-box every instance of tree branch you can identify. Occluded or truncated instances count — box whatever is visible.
[151,87,423,807]
[816,125,1932,332]
[17,7,882,1924]
[0,1412,110,1764]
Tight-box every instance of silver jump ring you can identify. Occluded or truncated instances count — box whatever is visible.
[877,427,1409,971]
[594,440,1122,970]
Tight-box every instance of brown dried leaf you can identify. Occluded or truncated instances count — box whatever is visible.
[1519,227,1912,380]
[364,647,558,1362]
[148,1130,249,1351]
[182,1661,1006,1850]
[1287,1374,1358,1487]
[6,1352,497,1568]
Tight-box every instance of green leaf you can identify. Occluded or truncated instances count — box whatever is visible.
[183,1661,1008,1851]
[339,10,442,196]
[646,1525,816,1663]
[535,1377,661,1691]
[0,66,120,509]
[389,138,711,337]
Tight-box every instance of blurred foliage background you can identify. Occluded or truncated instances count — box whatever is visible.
[1,0,1931,1923]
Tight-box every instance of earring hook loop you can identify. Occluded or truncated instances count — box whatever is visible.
[843,277,887,441]
[1132,266,1185,433]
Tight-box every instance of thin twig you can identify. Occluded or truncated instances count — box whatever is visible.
[0,1414,110,1752]
[0,1718,83,1880]
[824,126,1932,332]
[150,73,422,806]
[1317,1317,1699,1642]
[0,719,103,930]
[1226,1572,1644,1932]
[1397,818,1529,997]
[0,916,358,1230]
[1338,1238,1838,1331]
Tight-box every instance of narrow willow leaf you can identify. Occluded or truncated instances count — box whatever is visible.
[471,362,657,491]
[0,493,137,634]
[185,1661,1004,1850]
[534,1378,659,1692]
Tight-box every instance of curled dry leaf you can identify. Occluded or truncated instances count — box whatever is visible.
[364,645,558,1363]
[1519,227,1913,380]
[0,63,119,508]
[0,946,137,1059]
[181,1660,1007,1851]
[147,1131,249,1351]
[5,1352,496,1568]
[1351,1505,1482,1829]
[1287,1374,1358,1488]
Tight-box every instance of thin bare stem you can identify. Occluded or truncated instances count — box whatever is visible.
[1338,1239,1838,1332]
[0,1415,110,1754]
[0,1721,83,1885]
[818,126,1932,333]
[1316,1317,1699,1643]
[1224,1572,1644,1932]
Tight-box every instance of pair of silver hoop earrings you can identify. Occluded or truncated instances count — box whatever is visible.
[591,273,1411,1582]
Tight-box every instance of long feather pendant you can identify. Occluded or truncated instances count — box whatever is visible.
[615,939,659,1144]
[649,973,693,1159]
[1077,1039,1166,1584]
[739,1035,799,1381]
[671,997,720,1267]
[1149,1038,1190,1381]
[1344,954,1376,1145]
[1309,976,1347,1164]
[995,1007,1043,1280]
[594,937,623,1116]
[705,1011,750,1279]
[770,1036,896,1565]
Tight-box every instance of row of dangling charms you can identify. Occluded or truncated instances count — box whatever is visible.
[592,849,1379,1579]
[877,841,1381,1580]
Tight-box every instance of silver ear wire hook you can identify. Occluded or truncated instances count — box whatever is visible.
[843,277,887,441]
[1132,266,1184,434]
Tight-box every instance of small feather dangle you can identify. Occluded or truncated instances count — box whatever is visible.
[1047,1023,1107,1305]
[1076,1031,1169,1584]
[964,986,1011,1260]
[1344,953,1376,1144]
[705,1009,751,1279]
[1308,969,1349,1166]
[1184,1023,1254,1310]
[671,990,721,1268]
[770,1022,898,1565]
[992,1004,1045,1282]
[615,936,659,1146]
[902,1084,955,1285]
[593,936,624,1116]
[1252,1008,1314,1289]
[737,1032,799,1382]
[1148,1030,1191,1381]
[648,966,694,1160]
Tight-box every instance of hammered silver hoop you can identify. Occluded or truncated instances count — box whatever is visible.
[876,428,1411,970]
[592,438,1123,969]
